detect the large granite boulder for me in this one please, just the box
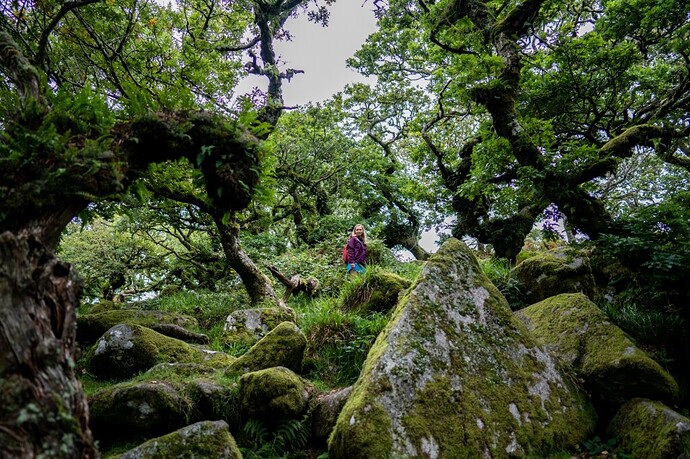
[516,293,680,410]
[223,307,296,347]
[310,386,353,445]
[89,381,196,443]
[145,363,241,428]
[83,323,233,380]
[119,420,242,459]
[328,238,596,459]
[239,366,310,425]
[512,249,595,305]
[77,309,200,345]
[607,398,690,458]
[340,270,412,314]
[228,321,306,375]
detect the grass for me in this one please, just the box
[478,257,526,310]
[296,295,389,388]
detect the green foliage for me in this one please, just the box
[299,297,388,388]
[58,217,167,302]
[596,193,690,323]
[598,287,687,372]
[581,435,631,459]
[136,289,247,332]
[237,415,310,459]
[478,257,525,311]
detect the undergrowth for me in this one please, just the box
[237,416,311,459]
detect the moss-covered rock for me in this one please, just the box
[77,309,199,345]
[228,321,306,375]
[103,363,240,431]
[606,398,690,459]
[200,350,238,370]
[186,380,241,432]
[222,307,296,347]
[310,386,353,445]
[83,324,216,380]
[512,248,595,305]
[239,366,310,425]
[149,323,210,345]
[89,381,196,444]
[328,238,596,459]
[118,420,242,459]
[341,270,412,314]
[516,293,680,411]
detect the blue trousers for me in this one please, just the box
[346,262,365,274]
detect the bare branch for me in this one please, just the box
[35,0,100,71]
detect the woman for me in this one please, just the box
[346,224,368,274]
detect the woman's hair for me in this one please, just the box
[351,224,367,244]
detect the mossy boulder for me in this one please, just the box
[144,362,220,379]
[223,307,296,347]
[516,293,681,410]
[606,398,690,458]
[228,321,306,375]
[97,363,241,435]
[328,238,596,459]
[512,248,595,305]
[311,386,353,445]
[89,381,196,444]
[119,420,242,459]
[148,323,210,345]
[83,323,218,380]
[77,309,199,345]
[239,366,310,425]
[200,350,238,370]
[185,380,242,432]
[341,270,412,314]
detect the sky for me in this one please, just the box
[236,2,442,253]
[235,1,378,106]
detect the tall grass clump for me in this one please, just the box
[599,287,688,369]
[478,257,525,310]
[297,296,388,389]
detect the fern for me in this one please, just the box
[238,415,311,458]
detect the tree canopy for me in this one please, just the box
[3,0,690,456]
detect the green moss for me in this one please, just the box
[222,307,297,347]
[607,398,690,458]
[518,293,680,406]
[340,269,412,314]
[83,324,209,380]
[77,309,199,345]
[329,239,595,458]
[115,420,242,458]
[328,395,392,459]
[201,351,237,369]
[228,321,306,375]
[512,249,595,304]
[88,381,194,444]
[516,250,540,264]
[239,367,309,423]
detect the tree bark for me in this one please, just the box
[213,215,281,307]
[266,264,319,301]
[0,232,96,458]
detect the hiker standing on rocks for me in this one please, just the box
[346,224,368,275]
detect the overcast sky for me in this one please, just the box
[235,1,378,106]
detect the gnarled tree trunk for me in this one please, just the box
[214,216,281,307]
[0,232,96,458]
